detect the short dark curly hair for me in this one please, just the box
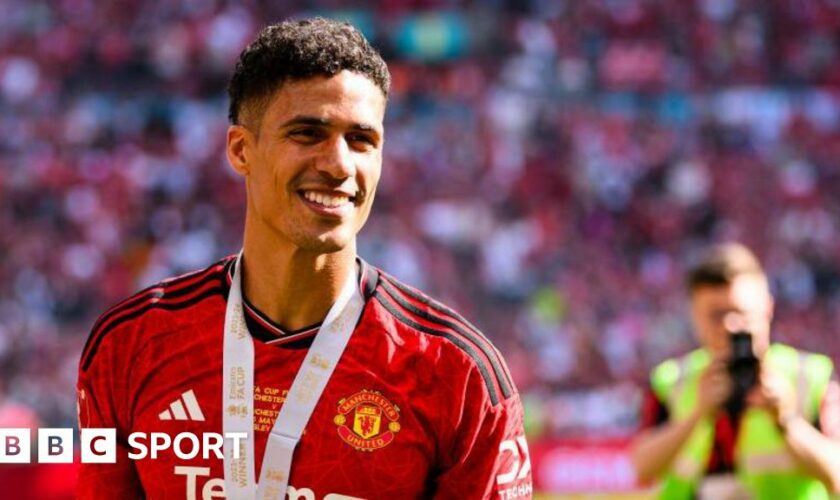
[227,17,390,127]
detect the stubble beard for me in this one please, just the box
[280,213,356,255]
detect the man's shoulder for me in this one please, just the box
[649,348,708,397]
[79,256,234,372]
[365,265,517,406]
[771,343,835,376]
[773,342,833,360]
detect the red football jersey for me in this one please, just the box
[77,256,532,499]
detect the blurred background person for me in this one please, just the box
[632,243,840,499]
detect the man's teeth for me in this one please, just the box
[303,191,351,208]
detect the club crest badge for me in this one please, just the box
[334,390,400,451]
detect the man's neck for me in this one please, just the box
[240,232,356,333]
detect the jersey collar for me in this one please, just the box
[221,255,378,348]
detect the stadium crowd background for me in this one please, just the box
[3,0,840,494]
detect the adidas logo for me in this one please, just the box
[159,389,205,421]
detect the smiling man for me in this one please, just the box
[76,18,531,499]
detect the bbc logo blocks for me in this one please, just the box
[80,428,116,463]
[39,428,74,463]
[0,428,116,464]
[0,429,30,463]
[0,428,244,463]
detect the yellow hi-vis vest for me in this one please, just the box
[650,343,834,500]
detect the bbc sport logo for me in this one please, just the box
[0,428,247,463]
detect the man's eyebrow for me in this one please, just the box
[280,116,330,128]
[351,123,377,132]
[280,115,380,133]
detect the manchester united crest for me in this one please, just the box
[334,390,400,451]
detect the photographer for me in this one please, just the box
[631,243,840,499]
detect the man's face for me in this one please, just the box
[228,70,386,253]
[690,274,774,357]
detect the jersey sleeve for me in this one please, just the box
[432,367,533,499]
[77,322,144,499]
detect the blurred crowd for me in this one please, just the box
[3,0,840,441]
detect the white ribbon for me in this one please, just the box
[223,253,364,499]
[222,252,257,499]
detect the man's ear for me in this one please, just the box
[226,125,254,177]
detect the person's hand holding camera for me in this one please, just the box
[697,357,733,417]
[747,364,798,429]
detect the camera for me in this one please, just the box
[725,331,759,415]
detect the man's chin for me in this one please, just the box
[293,232,353,254]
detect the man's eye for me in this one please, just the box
[290,128,322,140]
[348,134,376,148]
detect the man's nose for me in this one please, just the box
[723,312,748,333]
[316,136,355,179]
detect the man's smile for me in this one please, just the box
[298,189,358,217]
